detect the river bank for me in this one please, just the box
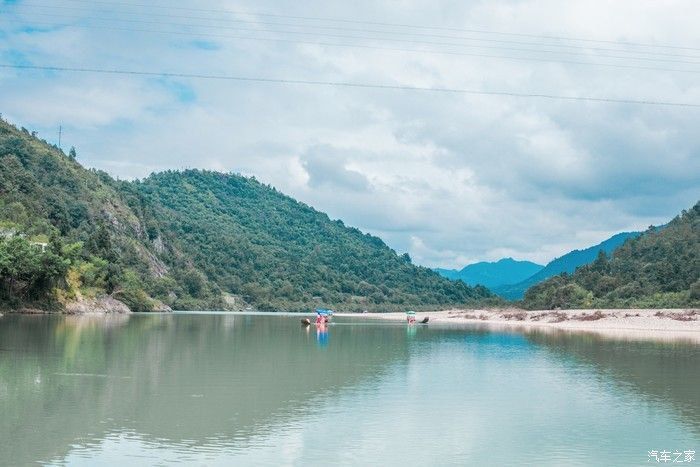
[0,295,136,315]
[356,308,700,343]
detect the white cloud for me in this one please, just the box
[1,0,698,268]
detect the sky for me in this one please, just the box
[1,0,699,268]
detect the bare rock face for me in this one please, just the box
[150,299,173,312]
[65,295,132,314]
[134,243,169,278]
[152,235,166,254]
[223,293,237,306]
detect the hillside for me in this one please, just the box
[522,203,699,310]
[435,258,543,288]
[114,169,492,310]
[0,119,491,312]
[0,119,222,311]
[493,231,641,300]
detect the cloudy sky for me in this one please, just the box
[1,0,699,268]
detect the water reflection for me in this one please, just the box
[523,328,700,436]
[0,313,697,466]
[406,324,417,338]
[0,314,410,465]
[315,323,329,347]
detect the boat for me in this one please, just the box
[315,308,334,324]
[420,317,429,324]
[301,318,311,326]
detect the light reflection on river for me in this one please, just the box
[0,312,697,466]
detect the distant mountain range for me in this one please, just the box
[522,204,698,309]
[493,232,642,300]
[435,258,543,289]
[438,231,643,300]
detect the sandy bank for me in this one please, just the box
[354,308,700,343]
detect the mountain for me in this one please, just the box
[435,258,543,288]
[0,118,491,312]
[522,203,699,309]
[493,231,642,300]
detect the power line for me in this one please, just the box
[19,12,700,67]
[16,4,700,62]
[2,63,698,108]
[18,0,700,53]
[14,20,700,76]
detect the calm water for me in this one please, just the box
[0,313,698,466]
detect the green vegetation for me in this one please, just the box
[115,170,491,311]
[522,203,700,310]
[0,119,491,312]
[493,231,641,300]
[0,234,71,309]
[0,119,224,311]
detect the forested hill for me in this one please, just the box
[0,119,491,312]
[522,203,700,310]
[0,120,177,311]
[118,170,492,310]
[493,231,641,300]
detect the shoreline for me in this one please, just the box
[3,306,699,343]
[349,308,700,343]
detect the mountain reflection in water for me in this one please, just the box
[0,313,697,466]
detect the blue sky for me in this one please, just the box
[1,0,698,267]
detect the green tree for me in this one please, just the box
[523,202,700,309]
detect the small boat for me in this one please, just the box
[301,318,311,326]
[420,317,430,324]
[315,308,334,324]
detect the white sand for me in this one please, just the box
[345,308,700,344]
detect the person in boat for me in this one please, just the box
[406,310,416,324]
[316,308,333,324]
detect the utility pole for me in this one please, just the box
[58,125,62,150]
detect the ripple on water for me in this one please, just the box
[0,313,696,466]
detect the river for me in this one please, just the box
[0,312,697,466]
